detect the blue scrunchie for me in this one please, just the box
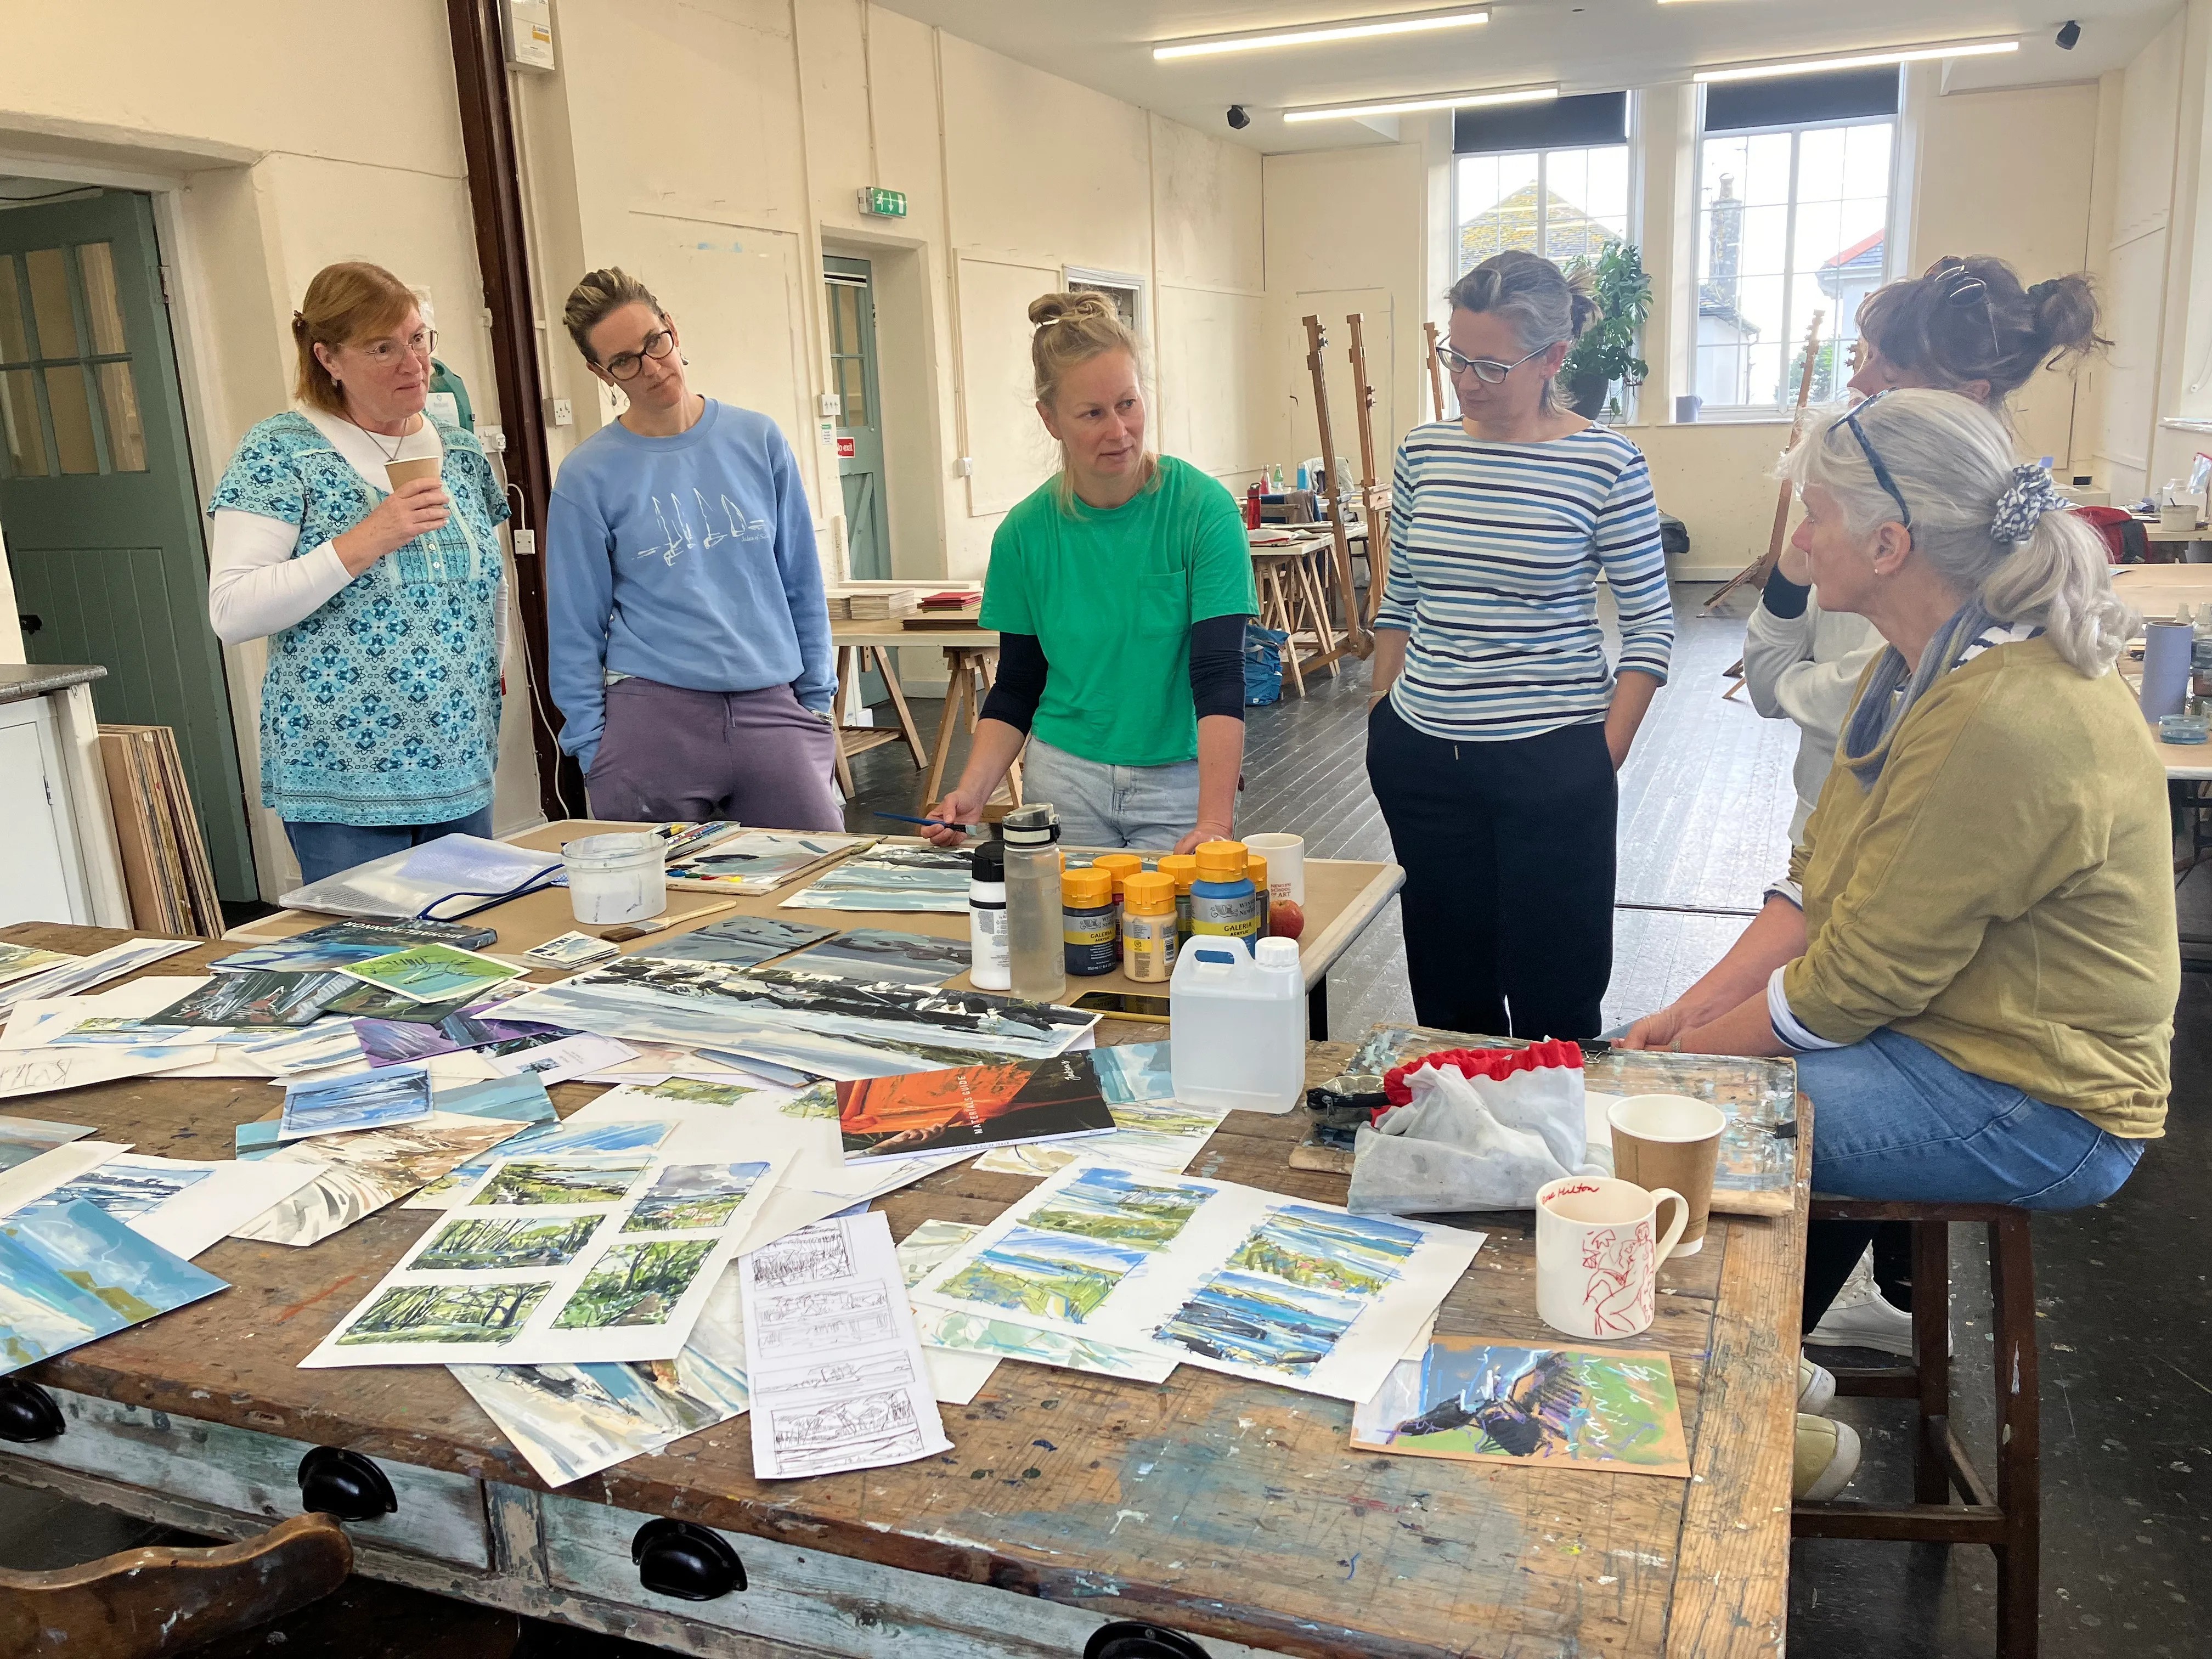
[1990,462,2068,545]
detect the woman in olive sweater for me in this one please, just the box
[1627,389,2172,1199]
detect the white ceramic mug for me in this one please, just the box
[1243,832,1305,904]
[1534,1175,1689,1341]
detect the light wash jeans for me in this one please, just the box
[1799,1028,2144,1210]
[1022,736,1200,851]
[284,805,495,888]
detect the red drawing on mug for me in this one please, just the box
[1581,1220,1656,1335]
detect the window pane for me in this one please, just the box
[78,242,127,355]
[1,368,47,476]
[44,364,98,472]
[0,259,27,363]
[97,360,146,471]
[1457,151,1539,267]
[26,247,79,360]
[1841,123,1893,199]
[837,356,868,428]
[1542,145,1629,262]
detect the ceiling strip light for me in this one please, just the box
[1155,8,1489,61]
[1283,84,1557,123]
[1694,39,2019,83]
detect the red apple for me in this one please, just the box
[1268,900,1306,940]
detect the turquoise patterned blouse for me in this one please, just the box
[208,412,509,826]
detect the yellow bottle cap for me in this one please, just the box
[1122,871,1175,913]
[1194,839,1248,882]
[1247,854,1268,893]
[1092,853,1144,895]
[1062,866,1113,905]
[1156,853,1198,893]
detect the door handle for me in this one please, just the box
[18,614,40,636]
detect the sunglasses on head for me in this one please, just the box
[1930,257,2003,365]
[1833,391,1912,529]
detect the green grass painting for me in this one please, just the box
[550,1239,715,1329]
[416,1214,602,1272]
[335,1280,551,1346]
[471,1157,650,1207]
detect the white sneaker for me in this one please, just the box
[1793,1413,1861,1501]
[1808,1248,1916,1357]
[1798,1356,1835,1414]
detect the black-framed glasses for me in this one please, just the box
[600,326,676,381]
[1434,342,1558,385]
[1835,391,1912,528]
[1931,257,2003,364]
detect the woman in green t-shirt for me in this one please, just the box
[923,291,1257,852]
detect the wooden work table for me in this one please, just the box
[0,915,1807,1658]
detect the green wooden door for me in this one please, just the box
[0,190,254,901]
[825,257,891,581]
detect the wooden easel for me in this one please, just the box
[1422,320,1447,421]
[1302,313,1373,661]
[1705,309,1826,615]
[1346,312,1393,624]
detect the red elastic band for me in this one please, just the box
[1378,1038,1583,1109]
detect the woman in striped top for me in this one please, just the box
[1367,250,1673,1039]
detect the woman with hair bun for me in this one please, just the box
[921,291,1256,852]
[205,261,509,884]
[1745,255,2108,844]
[1627,388,2171,1496]
[1366,249,1674,1040]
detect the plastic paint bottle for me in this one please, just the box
[1156,854,1198,943]
[967,838,1010,991]
[1189,839,1260,950]
[1245,853,1270,939]
[1062,866,1117,978]
[1091,853,1144,960]
[1122,871,1178,983]
[1002,804,1066,1002]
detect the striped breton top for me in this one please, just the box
[1375,420,1674,742]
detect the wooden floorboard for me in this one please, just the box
[841,582,1793,1034]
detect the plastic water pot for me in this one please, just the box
[562,832,667,925]
[1169,936,1305,1114]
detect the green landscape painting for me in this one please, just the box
[1025,1167,1209,1252]
[642,1078,755,1107]
[938,1225,1147,1324]
[550,1239,715,1329]
[336,1280,551,1346]
[416,1214,602,1272]
[621,1161,770,1232]
[1227,1206,1423,1297]
[472,1156,652,1207]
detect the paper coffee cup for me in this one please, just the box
[385,456,443,492]
[1607,1094,1725,1258]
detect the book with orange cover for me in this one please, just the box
[837,1052,1117,1162]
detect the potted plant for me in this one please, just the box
[1563,242,1652,420]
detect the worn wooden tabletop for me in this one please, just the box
[4,921,1808,1659]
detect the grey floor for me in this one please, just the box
[10,582,2208,1656]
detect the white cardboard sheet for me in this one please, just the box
[24,1153,325,1259]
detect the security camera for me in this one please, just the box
[1227,105,1251,130]
[2056,19,2080,49]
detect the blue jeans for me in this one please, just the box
[1022,736,1199,851]
[284,806,496,887]
[1801,1028,2145,1210]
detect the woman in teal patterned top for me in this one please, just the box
[205,262,509,885]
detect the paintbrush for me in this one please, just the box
[870,810,978,833]
[596,899,741,943]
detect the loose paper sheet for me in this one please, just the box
[910,1161,1483,1404]
[521,931,623,970]
[666,831,872,894]
[894,1220,998,1405]
[740,1211,951,1478]
[3,978,215,1049]
[1350,1337,1691,1479]
[0,939,198,1016]
[0,1115,95,1170]
[231,1112,529,1247]
[341,944,523,1004]
[775,847,972,915]
[970,1042,1225,1177]
[0,1200,225,1376]
[487,1033,637,1086]
[0,1140,132,1218]
[785,929,971,987]
[279,1064,435,1141]
[407,1116,679,1211]
[302,1139,791,1368]
[896,1218,1173,1385]
[19,1153,324,1260]
[450,1271,749,1488]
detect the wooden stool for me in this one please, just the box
[1792,1198,2040,1658]
[919,646,1022,812]
[830,645,928,798]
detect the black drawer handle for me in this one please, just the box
[633,1517,746,1600]
[1086,1623,1209,1659]
[0,1379,64,1443]
[297,1446,397,1521]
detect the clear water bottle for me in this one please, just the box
[1001,804,1066,1002]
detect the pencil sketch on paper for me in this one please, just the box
[746,1219,853,1290]
[769,1353,913,1393]
[766,1387,924,1476]
[753,1285,894,1354]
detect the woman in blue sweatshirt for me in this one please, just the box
[546,268,840,829]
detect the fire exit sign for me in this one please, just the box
[857,186,907,218]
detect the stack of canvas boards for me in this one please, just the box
[99,724,223,938]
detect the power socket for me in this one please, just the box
[544,397,574,427]
[477,424,507,453]
[512,529,538,557]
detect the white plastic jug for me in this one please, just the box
[1169,935,1306,1114]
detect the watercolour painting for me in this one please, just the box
[784,928,970,987]
[0,1200,227,1375]
[416,1214,603,1271]
[633,915,834,968]
[337,1280,553,1347]
[0,943,73,988]
[1350,1338,1691,1479]
[407,1118,674,1210]
[471,1156,652,1208]
[279,1065,435,1141]
[667,832,871,894]
[551,1239,717,1329]
[230,1114,528,1247]
[341,944,523,1005]
[152,970,352,1029]
[211,920,498,975]
[775,847,973,914]
[0,1115,93,1173]
[624,1163,771,1231]
[521,932,623,970]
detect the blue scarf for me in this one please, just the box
[1839,598,2002,789]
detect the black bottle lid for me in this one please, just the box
[971,839,1005,882]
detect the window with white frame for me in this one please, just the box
[1453,91,1632,274]
[1694,67,1899,414]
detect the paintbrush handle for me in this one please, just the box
[599,899,740,942]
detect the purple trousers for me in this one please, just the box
[586,677,843,831]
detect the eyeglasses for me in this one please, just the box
[1931,257,2003,365]
[599,326,676,382]
[1434,342,1558,384]
[1835,392,1912,529]
[356,329,436,368]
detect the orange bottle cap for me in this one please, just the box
[1062,866,1113,905]
[1194,840,1248,882]
[1122,871,1175,912]
[1247,854,1268,889]
[1156,853,1199,892]
[1092,853,1144,894]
